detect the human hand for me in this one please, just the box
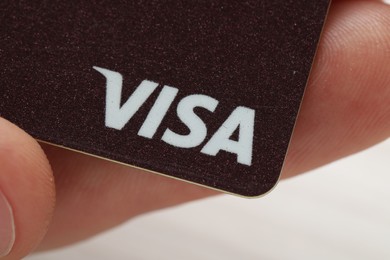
[0,0,389,259]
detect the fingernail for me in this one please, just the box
[0,190,15,257]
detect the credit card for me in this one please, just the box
[0,0,330,197]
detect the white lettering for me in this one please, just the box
[201,106,255,166]
[93,66,158,130]
[162,95,219,148]
[94,66,255,166]
[138,86,178,138]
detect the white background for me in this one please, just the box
[27,138,390,260]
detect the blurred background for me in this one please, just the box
[27,138,389,260]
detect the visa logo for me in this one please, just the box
[94,66,255,166]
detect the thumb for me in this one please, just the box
[0,118,55,259]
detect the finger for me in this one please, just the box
[0,118,55,259]
[37,145,217,250]
[283,0,390,177]
[38,0,390,250]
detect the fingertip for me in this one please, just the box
[0,118,55,259]
[284,0,390,177]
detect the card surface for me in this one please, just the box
[0,0,330,197]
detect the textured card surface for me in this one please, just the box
[0,1,330,197]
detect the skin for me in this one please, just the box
[0,0,389,258]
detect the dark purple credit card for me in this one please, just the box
[0,1,330,197]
